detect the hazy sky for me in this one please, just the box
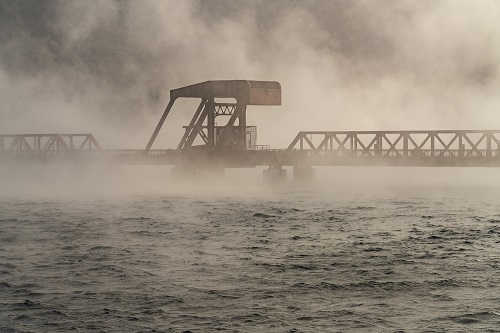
[1,0,499,148]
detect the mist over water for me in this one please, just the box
[1,0,500,332]
[1,0,500,147]
[1,169,500,332]
[2,165,500,199]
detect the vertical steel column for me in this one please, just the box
[376,134,382,156]
[403,134,408,157]
[207,98,215,149]
[239,102,247,150]
[354,134,358,156]
[497,136,500,157]
[431,133,435,157]
[487,133,492,157]
[37,136,41,156]
[379,134,383,156]
[0,136,3,151]
[459,133,464,158]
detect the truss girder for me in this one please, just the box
[286,130,500,159]
[0,134,101,154]
[214,103,237,117]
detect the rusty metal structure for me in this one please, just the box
[0,134,103,164]
[0,134,101,158]
[145,80,281,154]
[284,130,500,167]
[2,80,500,179]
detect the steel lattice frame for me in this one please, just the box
[286,131,500,158]
[0,134,101,154]
[176,101,247,152]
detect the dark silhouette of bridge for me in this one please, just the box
[2,80,500,180]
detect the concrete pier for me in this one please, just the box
[263,166,287,183]
[293,165,315,182]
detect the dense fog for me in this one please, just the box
[1,0,499,149]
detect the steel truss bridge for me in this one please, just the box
[2,80,500,178]
[2,130,500,167]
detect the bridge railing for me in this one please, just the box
[0,147,175,158]
[249,145,271,151]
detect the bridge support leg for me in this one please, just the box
[263,166,287,183]
[293,165,315,182]
[145,98,176,152]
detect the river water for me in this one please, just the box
[0,166,499,332]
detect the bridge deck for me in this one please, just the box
[1,148,500,167]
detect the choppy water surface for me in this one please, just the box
[1,180,499,332]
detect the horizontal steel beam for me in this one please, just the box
[2,148,500,167]
[288,130,500,135]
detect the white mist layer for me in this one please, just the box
[1,165,500,199]
[1,0,499,149]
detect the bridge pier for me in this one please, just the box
[263,165,287,183]
[293,165,315,182]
